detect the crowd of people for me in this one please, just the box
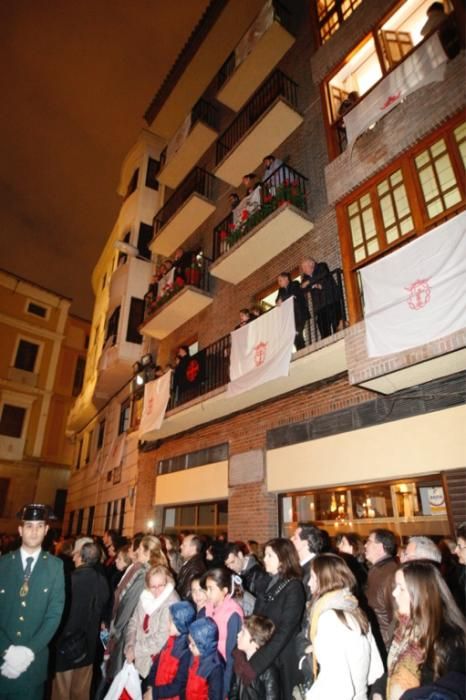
[1,505,465,700]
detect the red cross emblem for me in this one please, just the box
[381,91,401,110]
[186,359,200,382]
[405,278,431,310]
[254,341,268,367]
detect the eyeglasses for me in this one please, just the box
[455,542,466,550]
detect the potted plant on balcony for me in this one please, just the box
[185,250,203,286]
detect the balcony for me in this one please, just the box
[215,71,303,186]
[141,256,213,340]
[108,255,152,309]
[216,1,295,111]
[210,164,313,284]
[150,167,216,257]
[139,269,348,442]
[157,100,219,189]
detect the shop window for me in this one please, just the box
[280,475,450,539]
[316,0,363,44]
[163,500,228,536]
[0,404,26,438]
[414,137,462,219]
[14,339,40,373]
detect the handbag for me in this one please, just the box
[103,661,142,700]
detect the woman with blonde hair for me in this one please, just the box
[306,553,383,699]
[375,560,466,700]
[124,565,179,686]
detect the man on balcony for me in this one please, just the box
[300,257,342,340]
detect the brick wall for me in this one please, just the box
[325,54,466,205]
[346,319,466,386]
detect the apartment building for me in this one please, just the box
[0,270,89,532]
[65,0,466,542]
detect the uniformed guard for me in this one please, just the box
[0,504,65,700]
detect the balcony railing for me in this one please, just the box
[143,254,211,322]
[159,100,219,169]
[215,70,298,164]
[212,163,307,260]
[216,0,294,92]
[153,167,215,234]
[168,268,347,410]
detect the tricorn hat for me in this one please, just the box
[17,503,55,522]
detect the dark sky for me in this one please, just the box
[0,1,209,319]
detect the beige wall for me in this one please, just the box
[267,404,466,493]
[155,461,229,506]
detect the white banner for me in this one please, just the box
[156,268,175,300]
[139,371,172,436]
[360,211,466,357]
[228,297,295,396]
[345,33,447,145]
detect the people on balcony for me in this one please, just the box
[235,308,251,330]
[173,247,192,285]
[421,2,461,58]
[173,346,190,404]
[262,154,283,181]
[241,173,261,217]
[300,257,342,340]
[275,272,309,351]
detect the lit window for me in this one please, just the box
[415,138,462,219]
[377,169,414,244]
[454,122,466,169]
[316,0,362,44]
[347,193,379,263]
[327,36,382,122]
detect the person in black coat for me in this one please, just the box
[276,272,309,351]
[176,534,206,601]
[300,257,342,339]
[234,538,306,700]
[52,541,109,700]
[230,614,280,699]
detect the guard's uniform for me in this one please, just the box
[0,548,65,699]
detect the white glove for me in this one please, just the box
[1,660,22,679]
[2,645,35,675]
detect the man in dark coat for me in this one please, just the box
[276,272,309,351]
[176,534,206,600]
[224,542,267,596]
[52,541,109,699]
[0,504,65,699]
[365,528,398,657]
[301,257,342,339]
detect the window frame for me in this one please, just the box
[322,0,461,160]
[337,114,466,321]
[24,299,50,320]
[12,336,43,374]
[118,399,131,435]
[0,403,27,439]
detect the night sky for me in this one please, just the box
[0,1,209,319]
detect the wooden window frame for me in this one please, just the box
[313,0,363,46]
[321,0,463,161]
[338,114,466,322]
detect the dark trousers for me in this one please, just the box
[317,303,341,339]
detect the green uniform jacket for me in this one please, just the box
[0,549,65,694]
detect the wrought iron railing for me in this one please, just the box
[216,0,294,92]
[143,255,211,322]
[215,70,299,164]
[192,98,219,131]
[153,167,215,233]
[212,163,307,259]
[167,268,347,411]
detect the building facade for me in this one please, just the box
[0,269,89,532]
[65,0,466,542]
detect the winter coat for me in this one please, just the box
[55,564,110,672]
[186,653,224,700]
[125,585,179,678]
[366,556,398,650]
[251,576,306,699]
[176,555,206,601]
[152,633,191,699]
[230,662,281,700]
[206,595,243,695]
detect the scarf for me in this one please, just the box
[386,616,424,700]
[309,588,359,679]
[140,583,175,616]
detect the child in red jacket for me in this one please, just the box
[186,618,224,700]
[151,601,195,700]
